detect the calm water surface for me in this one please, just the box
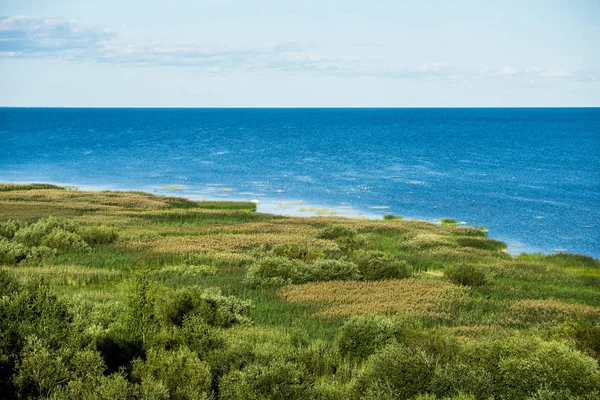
[1,108,598,257]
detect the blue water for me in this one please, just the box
[1,108,599,258]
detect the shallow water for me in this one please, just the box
[1,108,598,257]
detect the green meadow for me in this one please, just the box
[1,182,599,399]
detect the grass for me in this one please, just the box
[1,182,599,398]
[277,279,468,319]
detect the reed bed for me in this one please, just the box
[278,279,468,319]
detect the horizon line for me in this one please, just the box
[1,106,599,109]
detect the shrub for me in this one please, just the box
[196,287,252,328]
[458,336,600,399]
[219,360,316,400]
[132,347,211,400]
[441,218,458,226]
[0,238,30,264]
[299,259,361,282]
[496,340,600,399]
[79,225,119,246]
[337,315,396,361]
[41,229,91,252]
[429,361,494,399]
[0,220,25,239]
[351,250,412,280]
[245,256,305,287]
[270,242,323,261]
[13,216,79,247]
[354,343,436,399]
[445,264,486,286]
[176,315,225,358]
[408,233,451,250]
[315,224,366,253]
[156,286,251,328]
[26,246,55,263]
[455,237,507,251]
[383,213,402,220]
[315,224,358,240]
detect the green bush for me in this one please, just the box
[441,218,458,226]
[315,224,358,240]
[219,360,316,400]
[299,259,361,282]
[79,225,119,246]
[13,217,79,247]
[0,238,30,264]
[245,256,305,287]
[13,336,106,399]
[429,361,494,399]
[354,343,436,399]
[383,213,402,220]
[337,315,396,361]
[132,347,211,400]
[41,229,91,252]
[0,220,25,239]
[315,224,366,253]
[351,250,412,280]
[445,264,487,286]
[270,242,322,261]
[196,287,252,328]
[176,315,225,358]
[455,237,507,251]
[496,339,600,399]
[156,286,252,328]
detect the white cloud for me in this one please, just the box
[0,15,115,54]
[496,66,518,76]
[1,16,596,84]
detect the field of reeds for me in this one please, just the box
[1,183,599,399]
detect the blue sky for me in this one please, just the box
[1,0,599,106]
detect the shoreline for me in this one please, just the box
[0,180,565,258]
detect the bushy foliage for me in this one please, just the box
[245,256,306,287]
[155,286,252,328]
[315,224,358,240]
[299,259,361,282]
[383,213,402,220]
[13,216,80,247]
[270,242,323,261]
[246,256,362,287]
[0,238,55,265]
[355,343,436,399]
[13,336,106,399]
[132,347,211,400]
[351,249,412,280]
[219,360,316,400]
[41,229,91,252]
[455,237,507,251]
[0,217,118,265]
[79,225,119,246]
[175,315,225,358]
[0,219,26,239]
[0,238,30,264]
[337,315,396,361]
[441,218,458,226]
[445,264,487,286]
[467,336,600,399]
[315,224,367,252]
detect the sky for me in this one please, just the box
[1,0,599,107]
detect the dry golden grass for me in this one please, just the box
[0,188,178,211]
[1,265,123,287]
[126,233,308,254]
[278,279,467,319]
[504,299,600,325]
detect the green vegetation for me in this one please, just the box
[1,183,599,399]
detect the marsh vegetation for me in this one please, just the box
[1,183,599,399]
